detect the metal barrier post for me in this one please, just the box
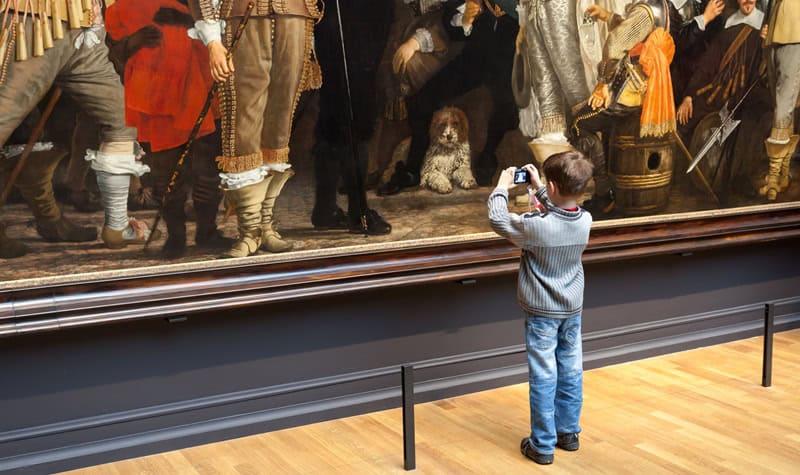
[402,365,416,470]
[762,303,774,387]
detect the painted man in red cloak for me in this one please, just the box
[106,0,231,258]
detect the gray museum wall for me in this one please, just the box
[1,238,799,474]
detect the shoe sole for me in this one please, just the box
[103,229,163,249]
[520,438,554,465]
[556,435,579,451]
[348,228,392,236]
[556,442,579,451]
[312,224,349,231]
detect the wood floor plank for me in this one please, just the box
[61,330,800,474]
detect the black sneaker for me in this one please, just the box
[556,433,579,451]
[520,437,554,465]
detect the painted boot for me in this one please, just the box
[194,201,233,250]
[90,142,156,248]
[260,169,294,253]
[161,206,187,259]
[14,149,97,242]
[0,223,28,258]
[192,170,231,250]
[760,139,790,201]
[36,217,97,242]
[778,136,798,192]
[225,177,271,258]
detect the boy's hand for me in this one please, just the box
[523,164,543,189]
[497,167,517,190]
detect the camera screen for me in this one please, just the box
[513,169,529,184]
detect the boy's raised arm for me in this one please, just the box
[488,167,530,248]
[488,188,528,248]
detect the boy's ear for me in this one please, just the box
[547,180,558,196]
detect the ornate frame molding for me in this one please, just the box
[2,203,799,338]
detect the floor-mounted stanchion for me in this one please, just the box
[762,303,775,387]
[402,365,416,470]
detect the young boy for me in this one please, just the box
[487,151,594,465]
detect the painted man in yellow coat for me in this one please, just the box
[188,0,322,257]
[760,0,800,200]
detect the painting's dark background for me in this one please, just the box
[2,0,799,285]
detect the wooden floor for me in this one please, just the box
[64,330,800,475]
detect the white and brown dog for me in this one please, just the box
[383,106,477,194]
[421,107,477,193]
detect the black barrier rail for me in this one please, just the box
[402,366,416,470]
[762,303,775,387]
[0,297,794,473]
[397,345,527,470]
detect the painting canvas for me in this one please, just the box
[0,0,798,290]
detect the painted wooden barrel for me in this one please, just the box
[609,118,675,216]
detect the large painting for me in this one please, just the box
[0,0,798,290]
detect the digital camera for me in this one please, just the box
[513,168,529,184]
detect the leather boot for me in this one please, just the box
[778,136,798,191]
[760,139,793,201]
[14,149,65,223]
[92,142,154,249]
[147,148,188,258]
[13,149,98,242]
[260,170,294,253]
[779,157,791,191]
[194,201,233,249]
[0,223,28,258]
[97,171,159,249]
[161,206,187,259]
[225,177,271,258]
[101,218,160,249]
[36,216,98,242]
[759,157,783,201]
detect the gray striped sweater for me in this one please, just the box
[488,187,592,318]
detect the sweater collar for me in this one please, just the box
[547,204,583,220]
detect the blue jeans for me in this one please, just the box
[525,314,583,454]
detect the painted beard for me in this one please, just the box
[738,1,756,15]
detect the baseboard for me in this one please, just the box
[2,309,798,474]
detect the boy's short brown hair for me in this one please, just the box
[542,150,594,197]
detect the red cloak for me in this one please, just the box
[106,0,218,152]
